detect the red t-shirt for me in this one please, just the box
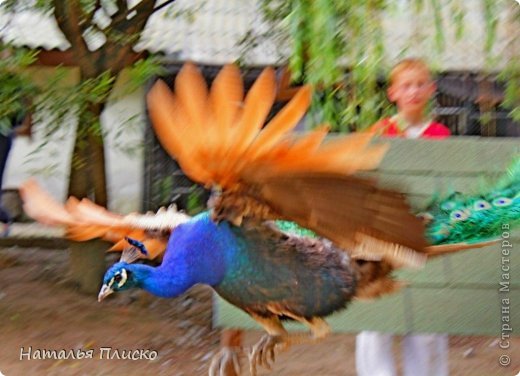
[370,117,451,139]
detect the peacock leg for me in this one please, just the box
[248,315,288,376]
[208,346,242,376]
[209,329,246,376]
[249,315,331,375]
[276,315,331,348]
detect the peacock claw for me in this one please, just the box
[208,346,241,376]
[248,334,282,376]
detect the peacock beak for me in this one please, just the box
[98,284,114,302]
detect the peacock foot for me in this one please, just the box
[208,346,242,376]
[247,334,283,376]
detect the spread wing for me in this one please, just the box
[147,63,428,268]
[19,179,190,261]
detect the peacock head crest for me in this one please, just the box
[98,262,141,302]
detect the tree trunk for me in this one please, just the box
[67,100,110,294]
[51,0,165,295]
[68,240,109,294]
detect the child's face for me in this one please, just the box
[387,68,435,115]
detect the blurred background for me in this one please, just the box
[0,1,518,375]
[0,0,518,213]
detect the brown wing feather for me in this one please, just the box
[257,173,428,268]
[146,63,426,267]
[424,239,499,256]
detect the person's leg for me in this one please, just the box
[402,333,449,376]
[356,331,397,376]
[0,135,13,227]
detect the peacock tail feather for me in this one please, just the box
[277,157,520,248]
[421,156,520,245]
[274,220,317,238]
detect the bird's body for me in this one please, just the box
[20,63,519,376]
[106,212,357,320]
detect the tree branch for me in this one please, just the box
[110,0,154,30]
[53,0,91,63]
[116,0,128,13]
[152,0,178,14]
[110,0,177,33]
[96,0,152,73]
[81,0,102,32]
[110,0,129,27]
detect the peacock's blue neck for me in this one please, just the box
[137,264,193,298]
[138,212,236,298]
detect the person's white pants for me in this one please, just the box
[356,331,449,376]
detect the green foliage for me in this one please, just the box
[34,55,164,141]
[186,186,206,216]
[450,0,465,41]
[482,0,498,54]
[430,0,445,52]
[81,72,116,105]
[250,0,397,131]
[412,0,425,12]
[31,68,74,139]
[124,57,166,95]
[250,0,507,132]
[0,45,38,117]
[34,69,116,135]
[496,6,520,123]
[153,176,174,207]
[2,0,53,13]
[0,0,186,182]
[258,0,394,131]
[498,60,520,123]
[151,179,206,216]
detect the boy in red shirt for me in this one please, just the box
[358,58,450,376]
[369,58,451,139]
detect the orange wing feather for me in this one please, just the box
[145,63,432,268]
[175,62,208,142]
[247,85,312,160]
[19,180,190,261]
[209,64,243,168]
[19,179,78,226]
[147,63,387,190]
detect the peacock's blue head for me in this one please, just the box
[98,262,142,302]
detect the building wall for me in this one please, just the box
[5,68,145,214]
[215,137,520,335]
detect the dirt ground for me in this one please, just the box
[0,246,518,376]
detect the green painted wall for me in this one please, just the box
[214,137,520,335]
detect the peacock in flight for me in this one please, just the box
[20,63,519,376]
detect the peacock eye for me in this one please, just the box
[450,209,469,222]
[473,200,491,211]
[115,269,128,288]
[492,197,512,207]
